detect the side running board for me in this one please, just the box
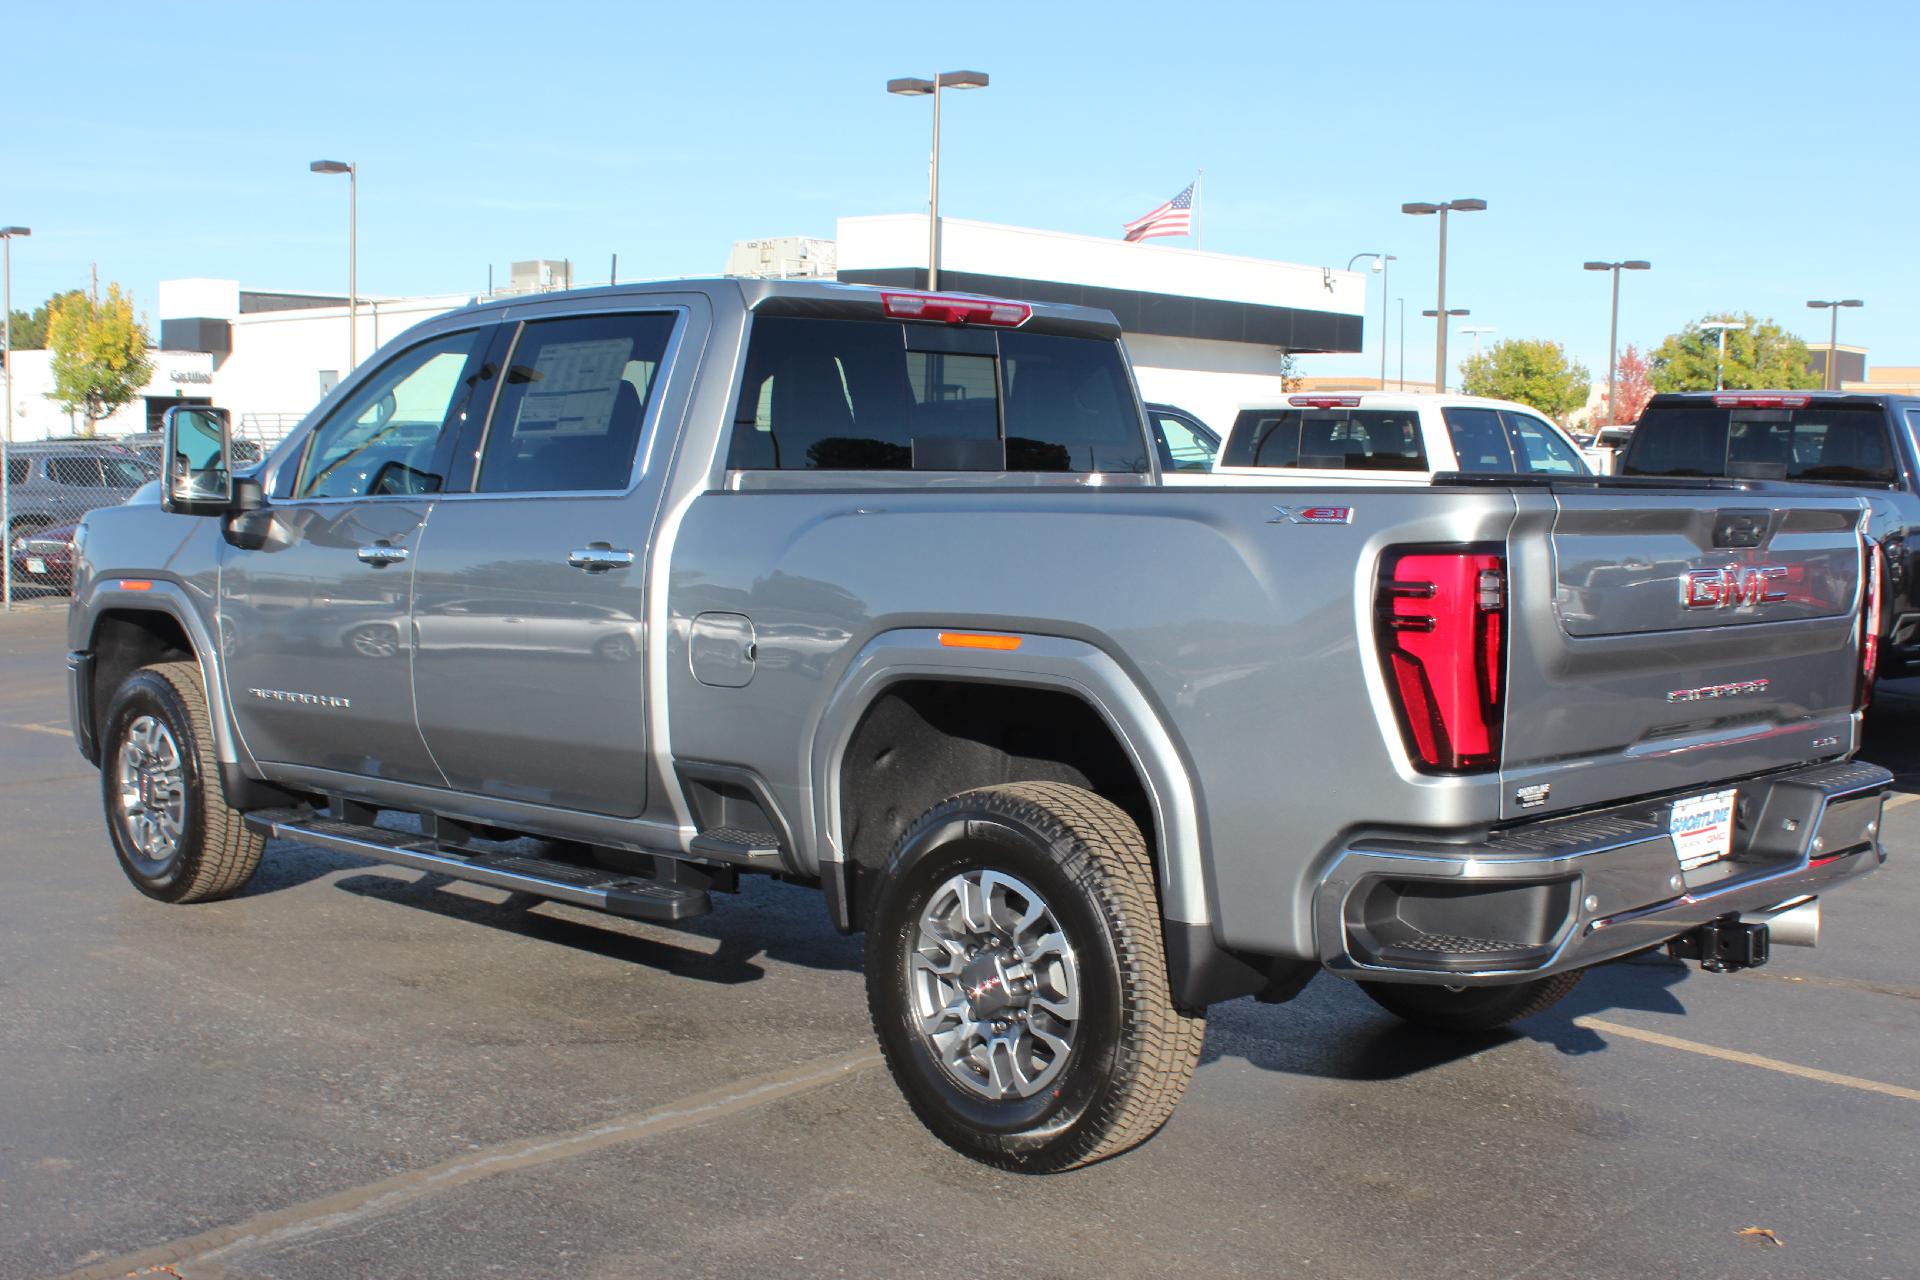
[243,808,712,922]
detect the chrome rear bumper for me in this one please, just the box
[1314,760,1892,986]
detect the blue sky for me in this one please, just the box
[5,0,1914,384]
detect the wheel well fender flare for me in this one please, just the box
[81,578,245,767]
[806,628,1208,931]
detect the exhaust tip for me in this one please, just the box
[1745,897,1820,948]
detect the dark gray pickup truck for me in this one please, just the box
[66,280,1891,1170]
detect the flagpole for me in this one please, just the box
[1194,169,1204,250]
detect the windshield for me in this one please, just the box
[1622,404,1896,484]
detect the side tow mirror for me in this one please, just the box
[161,405,235,516]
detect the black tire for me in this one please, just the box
[864,782,1205,1172]
[101,661,265,903]
[1357,969,1584,1032]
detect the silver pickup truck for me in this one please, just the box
[66,279,1892,1171]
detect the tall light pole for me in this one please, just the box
[1806,299,1864,390]
[1699,320,1746,391]
[886,71,989,291]
[310,160,357,368]
[1397,297,1406,390]
[1402,198,1486,392]
[1348,252,1395,389]
[1460,325,1495,357]
[1583,259,1650,424]
[1,225,28,614]
[1423,307,1470,389]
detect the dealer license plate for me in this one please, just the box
[24,557,46,575]
[1671,788,1737,871]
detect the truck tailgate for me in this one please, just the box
[1501,490,1866,819]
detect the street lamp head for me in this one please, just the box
[886,77,936,95]
[0,227,28,238]
[1841,299,1865,308]
[1623,260,1651,270]
[1401,202,1439,216]
[1370,256,1385,273]
[1422,308,1471,317]
[938,70,989,89]
[309,160,352,175]
[1448,199,1488,212]
[1583,262,1611,271]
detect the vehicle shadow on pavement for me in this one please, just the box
[329,867,864,986]
[1199,953,1694,1080]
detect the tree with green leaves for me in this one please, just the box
[1649,313,1819,392]
[48,284,154,436]
[6,289,87,355]
[1458,338,1591,423]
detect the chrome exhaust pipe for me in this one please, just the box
[1743,897,1820,948]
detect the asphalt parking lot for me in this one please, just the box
[3,602,1917,1280]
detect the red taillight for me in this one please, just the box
[1857,537,1885,711]
[880,292,1031,327]
[1376,547,1507,773]
[1712,393,1812,409]
[1289,395,1362,409]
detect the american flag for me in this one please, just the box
[1123,181,1195,242]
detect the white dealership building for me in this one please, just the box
[1,219,1367,445]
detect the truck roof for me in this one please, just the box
[448,277,1124,341]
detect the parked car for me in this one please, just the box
[67,281,1890,1172]
[1143,402,1219,472]
[119,430,263,471]
[4,441,157,538]
[1620,391,1920,679]
[8,519,80,590]
[1190,392,1590,485]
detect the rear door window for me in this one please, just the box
[47,456,106,487]
[1222,408,1426,471]
[475,312,677,493]
[1441,407,1517,472]
[1624,404,1896,483]
[727,316,1146,473]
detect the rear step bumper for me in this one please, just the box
[242,809,712,922]
[1313,760,1892,985]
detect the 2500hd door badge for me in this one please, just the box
[248,687,352,710]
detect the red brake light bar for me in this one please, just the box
[1289,395,1362,409]
[880,292,1031,327]
[1713,394,1812,409]
[1858,536,1885,712]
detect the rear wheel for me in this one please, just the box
[865,782,1205,1172]
[1357,969,1583,1031]
[101,661,265,903]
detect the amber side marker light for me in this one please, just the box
[937,631,1022,652]
[119,580,153,591]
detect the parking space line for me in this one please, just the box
[5,721,70,738]
[1574,1016,1920,1103]
[48,1046,885,1280]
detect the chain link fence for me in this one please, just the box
[2,409,310,609]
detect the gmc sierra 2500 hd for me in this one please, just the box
[68,279,1891,1171]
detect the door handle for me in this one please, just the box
[357,543,410,566]
[567,546,635,572]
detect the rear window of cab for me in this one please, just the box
[1623,403,1897,484]
[1220,408,1426,471]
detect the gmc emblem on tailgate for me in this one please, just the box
[1680,565,1789,610]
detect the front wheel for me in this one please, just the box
[864,782,1205,1172]
[1357,969,1584,1032]
[101,661,265,903]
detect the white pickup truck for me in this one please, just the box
[1180,392,1591,485]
